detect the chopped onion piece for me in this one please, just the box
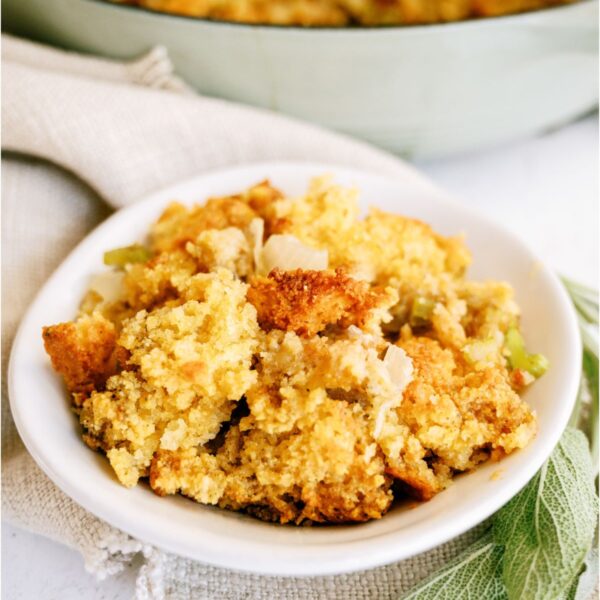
[373,399,395,439]
[259,234,328,275]
[349,262,376,282]
[88,270,125,304]
[247,218,265,274]
[383,345,414,393]
[373,346,414,439]
[346,325,363,338]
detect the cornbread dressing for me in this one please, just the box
[43,176,541,524]
[114,0,575,26]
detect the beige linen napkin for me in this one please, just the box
[3,34,485,599]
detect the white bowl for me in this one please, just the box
[9,162,580,575]
[3,0,598,158]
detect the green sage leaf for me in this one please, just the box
[493,428,598,600]
[400,531,507,600]
[563,547,599,600]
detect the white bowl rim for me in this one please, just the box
[85,0,597,35]
[8,160,581,576]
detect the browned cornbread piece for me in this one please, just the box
[42,313,128,400]
[247,267,395,337]
[386,335,536,500]
[151,180,283,253]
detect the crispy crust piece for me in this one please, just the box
[42,313,128,400]
[247,268,390,337]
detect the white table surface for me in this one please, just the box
[3,115,598,600]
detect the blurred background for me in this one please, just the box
[3,0,599,158]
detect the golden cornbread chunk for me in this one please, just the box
[43,176,543,524]
[389,335,536,499]
[151,330,397,523]
[62,269,258,487]
[271,176,471,324]
[116,0,574,26]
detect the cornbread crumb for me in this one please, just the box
[490,469,505,481]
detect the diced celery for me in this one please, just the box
[526,353,550,378]
[505,328,527,367]
[410,297,435,328]
[103,244,151,267]
[505,327,549,378]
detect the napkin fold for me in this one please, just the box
[1,34,439,209]
[2,34,484,599]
